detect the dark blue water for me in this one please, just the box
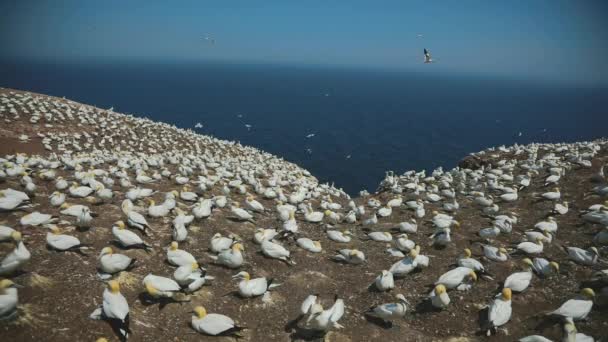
[1,59,607,194]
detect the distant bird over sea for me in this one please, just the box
[306,133,315,138]
[424,48,433,63]
[194,122,203,129]
[202,35,215,44]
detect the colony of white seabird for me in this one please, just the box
[0,88,607,341]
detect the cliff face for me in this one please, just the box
[0,88,606,342]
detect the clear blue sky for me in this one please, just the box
[1,0,607,85]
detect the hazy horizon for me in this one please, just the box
[1,1,608,86]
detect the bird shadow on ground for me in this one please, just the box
[414,299,441,314]
[284,316,325,342]
[137,292,188,311]
[363,314,393,329]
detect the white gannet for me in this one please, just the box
[0,231,31,275]
[366,231,393,242]
[482,245,509,262]
[209,243,244,269]
[0,279,20,319]
[306,296,345,331]
[174,262,210,293]
[167,241,196,266]
[435,267,477,290]
[365,294,408,324]
[232,271,280,298]
[254,228,278,244]
[458,248,485,273]
[373,270,394,291]
[515,238,544,255]
[19,211,57,226]
[503,258,533,292]
[332,249,365,265]
[531,258,559,278]
[96,280,130,340]
[191,306,244,336]
[398,219,418,233]
[564,246,599,266]
[485,288,512,335]
[534,217,557,233]
[210,233,236,253]
[192,198,212,219]
[547,288,594,321]
[296,238,322,253]
[0,225,16,242]
[147,199,170,218]
[429,284,450,310]
[261,239,293,264]
[389,249,419,277]
[49,191,66,207]
[395,234,415,252]
[327,230,352,243]
[46,225,89,253]
[143,274,182,299]
[230,202,254,222]
[98,247,136,275]
[112,221,152,251]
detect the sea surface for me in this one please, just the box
[1,59,607,194]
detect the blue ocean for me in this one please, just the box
[1,59,607,194]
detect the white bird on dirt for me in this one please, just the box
[304,204,324,223]
[147,199,170,218]
[458,248,485,273]
[515,238,544,255]
[69,183,94,198]
[174,262,211,293]
[547,288,595,321]
[429,284,450,309]
[296,238,322,253]
[46,226,89,253]
[193,198,213,219]
[563,246,599,266]
[531,258,559,278]
[143,274,182,299]
[0,225,16,242]
[377,205,392,218]
[478,225,501,240]
[20,211,56,226]
[485,288,512,335]
[49,191,66,207]
[534,217,557,233]
[327,230,352,243]
[254,228,278,244]
[435,267,477,290]
[97,280,130,340]
[504,258,533,292]
[0,231,31,275]
[553,201,569,215]
[306,296,345,331]
[540,188,561,201]
[366,231,392,242]
[261,239,293,264]
[191,306,244,336]
[167,241,196,266]
[389,249,419,277]
[209,243,244,269]
[395,234,415,252]
[244,195,265,213]
[398,219,418,233]
[230,202,254,222]
[76,207,93,229]
[232,271,280,298]
[524,230,552,244]
[300,294,319,316]
[373,270,394,291]
[363,213,378,226]
[210,233,236,253]
[283,211,299,233]
[365,294,408,324]
[112,221,152,251]
[332,249,365,264]
[0,279,20,318]
[98,247,136,275]
[122,200,150,234]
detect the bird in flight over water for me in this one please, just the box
[424,48,433,63]
[202,36,215,44]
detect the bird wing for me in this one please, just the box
[201,314,235,335]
